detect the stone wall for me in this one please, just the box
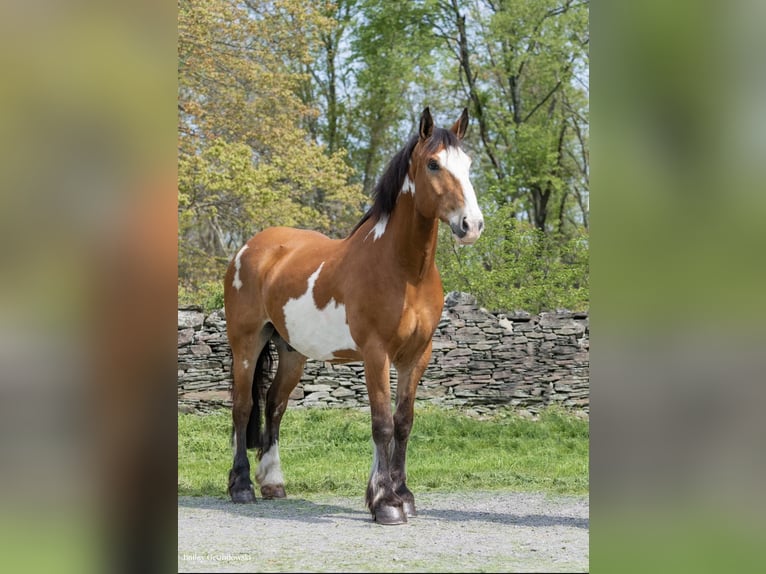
[178,292,589,417]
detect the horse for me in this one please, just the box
[223,107,484,524]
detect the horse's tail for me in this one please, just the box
[246,339,274,450]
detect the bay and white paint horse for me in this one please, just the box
[223,107,483,524]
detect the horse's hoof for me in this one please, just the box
[374,504,407,525]
[230,486,256,503]
[402,499,417,517]
[260,484,286,499]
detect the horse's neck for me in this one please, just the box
[388,193,439,282]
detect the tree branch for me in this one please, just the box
[522,79,563,123]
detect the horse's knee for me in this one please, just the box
[371,417,394,446]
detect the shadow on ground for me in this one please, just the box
[177,494,588,529]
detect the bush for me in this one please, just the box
[178,280,225,312]
[436,205,589,313]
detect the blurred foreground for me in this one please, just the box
[0,2,176,574]
[0,1,764,574]
[593,0,766,572]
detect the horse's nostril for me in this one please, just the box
[478,220,484,231]
[461,217,469,232]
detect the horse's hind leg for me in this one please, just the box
[256,335,306,499]
[228,324,273,503]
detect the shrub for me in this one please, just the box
[436,205,589,313]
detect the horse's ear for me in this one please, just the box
[419,107,434,140]
[451,107,469,139]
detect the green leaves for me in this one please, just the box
[437,204,589,313]
[178,0,365,291]
[177,0,589,311]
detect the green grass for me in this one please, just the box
[178,405,589,498]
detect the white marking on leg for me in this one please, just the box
[365,214,389,241]
[368,439,392,509]
[368,444,384,508]
[256,442,284,487]
[232,244,249,290]
[242,359,249,370]
[282,262,357,360]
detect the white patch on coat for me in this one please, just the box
[232,244,249,290]
[256,442,284,487]
[402,175,415,194]
[282,263,357,360]
[365,214,389,241]
[242,359,249,370]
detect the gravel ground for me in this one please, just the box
[178,491,589,573]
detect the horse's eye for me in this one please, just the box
[427,159,440,171]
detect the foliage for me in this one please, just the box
[460,0,589,234]
[437,203,589,312]
[178,0,366,289]
[178,405,589,497]
[178,280,224,313]
[177,0,589,309]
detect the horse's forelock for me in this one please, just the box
[423,127,461,154]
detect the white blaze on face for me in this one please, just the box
[232,244,249,290]
[282,262,357,360]
[437,146,484,241]
[256,441,284,487]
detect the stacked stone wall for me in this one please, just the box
[178,292,589,416]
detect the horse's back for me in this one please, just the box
[253,225,334,246]
[247,226,341,277]
[228,227,336,277]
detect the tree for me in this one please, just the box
[429,0,589,233]
[177,0,589,312]
[178,0,365,289]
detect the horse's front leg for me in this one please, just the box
[391,342,432,518]
[363,348,406,525]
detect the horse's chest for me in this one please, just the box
[396,298,441,346]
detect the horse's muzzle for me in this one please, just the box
[450,215,484,245]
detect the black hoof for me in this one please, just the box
[396,487,417,517]
[374,504,407,525]
[260,484,286,499]
[229,485,256,503]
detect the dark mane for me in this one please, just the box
[349,127,462,237]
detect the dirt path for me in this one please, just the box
[178,491,588,572]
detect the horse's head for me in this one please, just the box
[410,107,484,245]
